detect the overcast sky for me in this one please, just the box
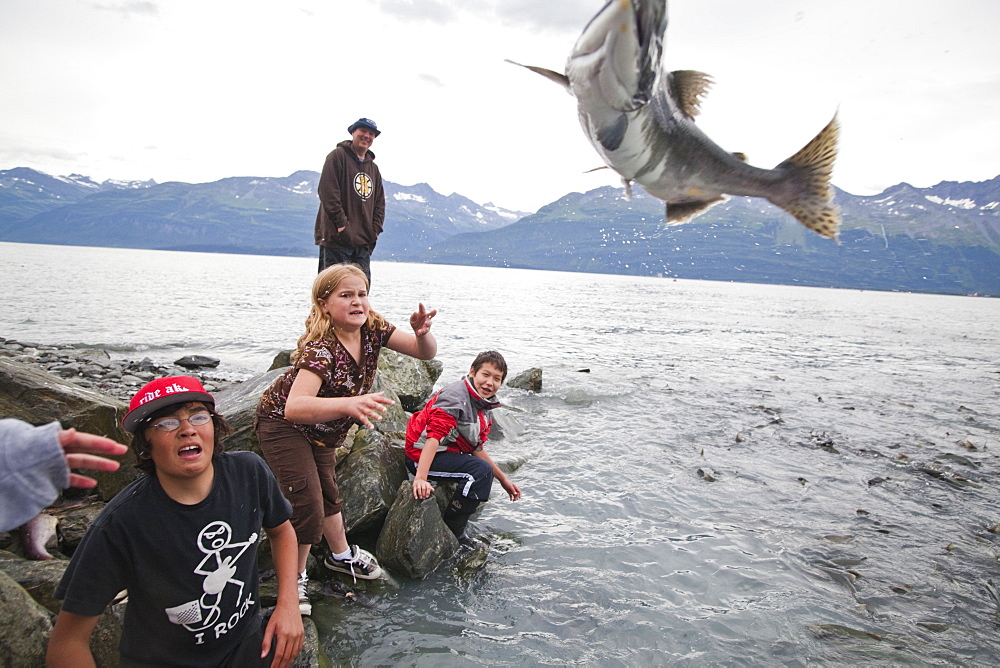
[2,0,997,213]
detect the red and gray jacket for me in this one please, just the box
[405,376,500,462]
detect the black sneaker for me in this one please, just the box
[323,545,383,581]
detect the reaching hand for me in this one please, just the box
[409,303,437,337]
[58,429,128,489]
[501,478,522,502]
[345,392,395,429]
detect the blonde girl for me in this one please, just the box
[255,263,436,614]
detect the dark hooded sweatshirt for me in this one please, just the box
[314,140,385,252]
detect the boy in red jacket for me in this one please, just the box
[405,351,522,538]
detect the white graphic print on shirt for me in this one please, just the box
[163,521,258,644]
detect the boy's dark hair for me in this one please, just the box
[130,402,232,475]
[471,350,508,381]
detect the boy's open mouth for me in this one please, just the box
[178,444,202,459]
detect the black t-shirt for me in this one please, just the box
[56,451,292,666]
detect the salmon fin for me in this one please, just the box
[505,60,570,90]
[665,196,726,224]
[597,114,628,151]
[772,114,841,240]
[669,70,714,119]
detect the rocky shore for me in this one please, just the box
[0,336,241,401]
[0,336,536,666]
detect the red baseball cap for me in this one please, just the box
[122,376,216,433]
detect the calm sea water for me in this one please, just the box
[3,242,1000,665]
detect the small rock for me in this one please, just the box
[507,367,542,393]
[174,355,221,369]
[268,350,293,371]
[137,357,159,372]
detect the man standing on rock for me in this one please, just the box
[314,117,385,283]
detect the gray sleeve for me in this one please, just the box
[0,419,69,531]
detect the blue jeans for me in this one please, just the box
[318,246,371,284]
[405,451,494,503]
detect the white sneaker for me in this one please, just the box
[323,545,383,581]
[297,571,311,616]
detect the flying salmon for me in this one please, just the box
[509,0,841,239]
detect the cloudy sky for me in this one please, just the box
[2,0,997,213]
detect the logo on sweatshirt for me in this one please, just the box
[354,172,373,200]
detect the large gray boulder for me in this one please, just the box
[90,606,125,668]
[376,349,442,412]
[376,482,458,578]
[214,367,287,458]
[291,617,327,668]
[0,569,53,666]
[0,552,123,667]
[0,358,137,499]
[368,374,408,440]
[337,430,408,537]
[57,503,105,554]
[0,549,67,613]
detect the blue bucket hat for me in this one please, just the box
[347,118,381,136]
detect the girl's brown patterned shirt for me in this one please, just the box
[255,322,396,447]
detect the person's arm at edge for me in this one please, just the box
[261,520,304,667]
[1,420,125,532]
[47,610,100,668]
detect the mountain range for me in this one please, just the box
[0,167,524,257]
[1,167,997,296]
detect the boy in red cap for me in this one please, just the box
[48,376,303,667]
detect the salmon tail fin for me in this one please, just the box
[665,196,727,225]
[772,114,841,240]
[505,59,570,90]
